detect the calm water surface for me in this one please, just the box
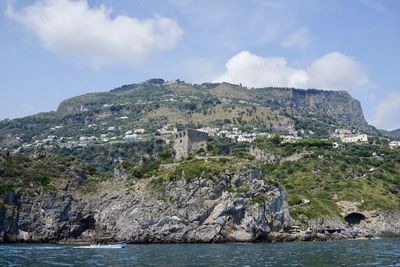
[1,238,400,266]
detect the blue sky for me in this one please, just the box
[1,0,399,130]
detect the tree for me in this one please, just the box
[271,134,283,145]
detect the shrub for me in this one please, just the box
[252,195,266,204]
[288,194,303,206]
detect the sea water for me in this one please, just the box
[1,238,399,266]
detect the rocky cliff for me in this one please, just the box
[290,89,372,131]
[0,167,292,243]
[2,166,399,244]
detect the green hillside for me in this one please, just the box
[1,136,399,223]
[0,79,375,150]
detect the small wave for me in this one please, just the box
[34,246,63,250]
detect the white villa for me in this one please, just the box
[389,141,400,149]
[341,134,368,143]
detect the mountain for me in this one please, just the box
[378,128,400,139]
[0,79,375,149]
[1,79,400,243]
[57,79,373,132]
[391,129,400,138]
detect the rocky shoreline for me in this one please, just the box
[1,168,399,244]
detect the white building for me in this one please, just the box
[134,128,146,134]
[282,135,302,143]
[335,128,352,136]
[389,141,400,149]
[123,134,137,141]
[341,134,368,143]
[198,127,219,136]
[79,136,89,142]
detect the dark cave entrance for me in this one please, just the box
[344,212,366,225]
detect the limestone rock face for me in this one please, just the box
[0,169,291,243]
[290,89,373,132]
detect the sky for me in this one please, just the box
[0,0,399,130]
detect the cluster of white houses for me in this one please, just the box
[171,127,378,160]
[182,127,301,143]
[8,120,400,155]
[19,127,147,150]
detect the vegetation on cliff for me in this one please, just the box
[253,138,400,222]
[1,135,399,225]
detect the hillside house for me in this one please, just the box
[123,134,137,141]
[341,134,368,143]
[134,128,145,134]
[335,128,352,137]
[389,141,400,149]
[173,129,209,160]
[198,127,219,136]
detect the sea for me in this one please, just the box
[0,238,399,266]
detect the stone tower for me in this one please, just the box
[173,129,209,160]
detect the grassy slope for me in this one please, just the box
[254,138,400,222]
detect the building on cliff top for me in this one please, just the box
[173,129,209,160]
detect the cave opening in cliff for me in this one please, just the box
[344,212,366,225]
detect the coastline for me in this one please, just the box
[2,165,400,245]
[0,231,396,245]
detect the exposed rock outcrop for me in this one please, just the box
[2,167,398,243]
[291,89,372,132]
[0,169,292,243]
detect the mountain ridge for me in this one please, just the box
[0,79,378,150]
[56,79,375,132]
[379,128,400,139]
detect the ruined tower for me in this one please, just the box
[173,129,209,160]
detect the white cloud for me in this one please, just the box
[214,51,308,88]
[306,52,370,91]
[214,51,370,92]
[370,92,400,130]
[6,0,183,66]
[281,27,311,48]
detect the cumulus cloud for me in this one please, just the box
[214,51,308,88]
[6,0,183,66]
[370,92,400,130]
[281,27,311,48]
[214,51,370,92]
[306,52,370,91]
